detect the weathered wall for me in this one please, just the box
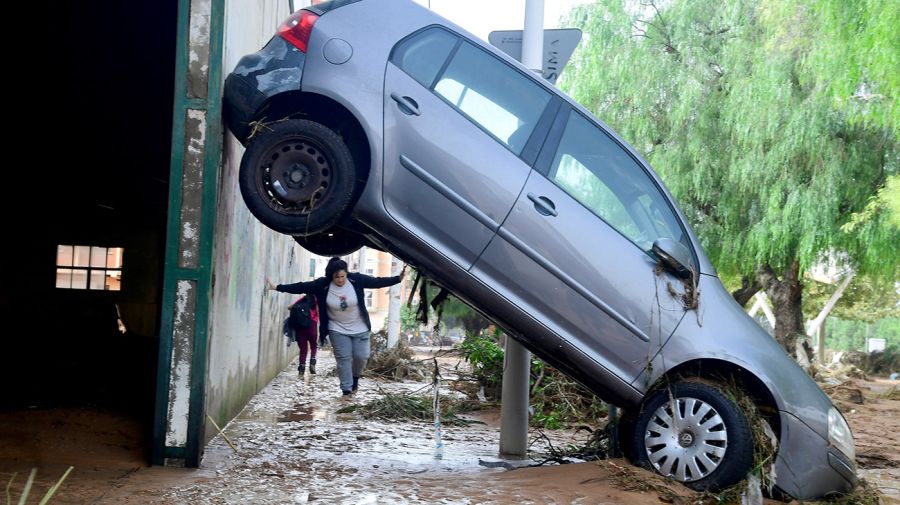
[204,0,314,444]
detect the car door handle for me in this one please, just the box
[390,92,421,116]
[527,193,558,217]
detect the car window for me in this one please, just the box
[549,111,687,253]
[390,27,458,88]
[433,42,551,155]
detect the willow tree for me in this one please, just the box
[561,0,899,353]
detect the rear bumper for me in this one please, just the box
[223,36,306,144]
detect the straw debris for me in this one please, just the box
[335,393,483,427]
[824,478,884,504]
[365,336,427,381]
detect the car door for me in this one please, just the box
[383,27,553,270]
[471,107,693,384]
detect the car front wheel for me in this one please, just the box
[239,119,357,235]
[631,381,753,491]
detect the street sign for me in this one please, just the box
[488,28,582,84]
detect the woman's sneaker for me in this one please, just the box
[309,359,317,374]
[298,364,305,377]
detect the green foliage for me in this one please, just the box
[885,176,900,228]
[827,317,900,352]
[459,332,607,429]
[803,276,900,322]
[762,0,900,139]
[561,0,899,282]
[529,360,608,429]
[399,304,418,333]
[844,175,900,232]
[459,331,505,396]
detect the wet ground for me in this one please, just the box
[132,348,626,504]
[2,348,897,504]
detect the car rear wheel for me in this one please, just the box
[239,119,357,235]
[631,381,753,491]
[293,227,367,256]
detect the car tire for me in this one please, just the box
[631,381,753,491]
[239,119,357,235]
[293,228,367,257]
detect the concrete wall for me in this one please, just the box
[204,0,314,444]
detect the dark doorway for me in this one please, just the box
[1,0,178,468]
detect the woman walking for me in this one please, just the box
[287,293,319,376]
[267,257,404,397]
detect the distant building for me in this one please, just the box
[346,248,408,331]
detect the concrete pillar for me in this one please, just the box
[499,338,531,457]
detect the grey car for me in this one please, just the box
[222,0,857,499]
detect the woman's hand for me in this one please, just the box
[265,279,276,291]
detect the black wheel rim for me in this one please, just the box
[255,136,333,216]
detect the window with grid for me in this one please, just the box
[56,245,124,291]
[365,291,374,309]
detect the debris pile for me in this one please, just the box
[365,331,428,381]
[336,392,482,427]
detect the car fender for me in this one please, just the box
[638,274,833,439]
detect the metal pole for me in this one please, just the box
[521,0,544,73]
[499,0,543,459]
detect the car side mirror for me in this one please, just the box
[651,238,695,280]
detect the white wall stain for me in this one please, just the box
[187,109,207,154]
[181,221,198,260]
[188,0,211,97]
[166,280,196,447]
[189,0,211,66]
[179,109,207,268]
[184,221,198,237]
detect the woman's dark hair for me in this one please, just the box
[325,257,348,280]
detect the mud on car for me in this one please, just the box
[223,0,857,499]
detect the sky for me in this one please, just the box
[412,0,593,42]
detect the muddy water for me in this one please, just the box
[154,349,594,504]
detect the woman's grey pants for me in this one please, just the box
[329,330,370,392]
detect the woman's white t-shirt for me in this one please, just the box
[326,281,368,334]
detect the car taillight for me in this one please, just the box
[277,10,319,53]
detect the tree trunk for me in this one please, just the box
[731,276,761,307]
[386,257,403,348]
[757,261,805,353]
